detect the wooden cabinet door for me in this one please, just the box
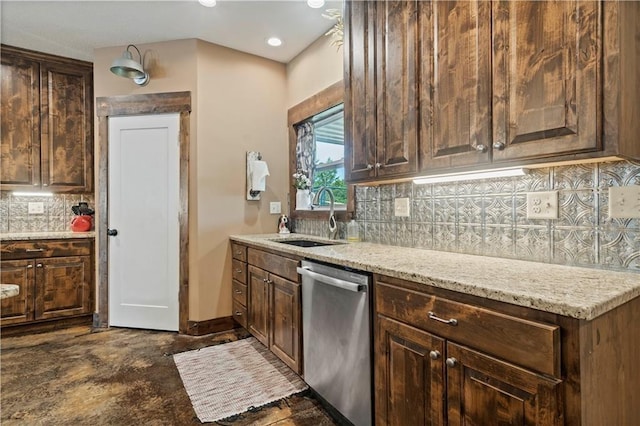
[344,0,377,182]
[0,53,41,189]
[247,265,270,346]
[492,0,599,161]
[446,342,562,426]
[270,274,301,374]
[0,260,35,325]
[375,0,418,179]
[376,315,446,426]
[419,0,492,171]
[34,256,92,320]
[40,61,93,192]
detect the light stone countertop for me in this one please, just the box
[230,233,640,321]
[0,231,95,241]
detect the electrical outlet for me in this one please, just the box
[28,202,44,214]
[609,185,640,219]
[526,191,559,219]
[394,198,410,217]
[269,202,282,214]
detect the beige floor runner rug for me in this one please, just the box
[173,337,308,423]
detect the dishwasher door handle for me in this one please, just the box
[297,266,365,293]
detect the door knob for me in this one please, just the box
[107,229,118,236]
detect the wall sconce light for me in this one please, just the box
[413,167,529,185]
[110,44,150,86]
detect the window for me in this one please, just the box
[296,103,345,208]
[288,81,352,220]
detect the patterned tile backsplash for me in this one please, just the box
[293,159,640,273]
[0,192,95,233]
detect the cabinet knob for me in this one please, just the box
[42,183,48,187]
[375,162,383,169]
[493,142,505,150]
[26,264,34,269]
[235,269,242,273]
[234,289,242,294]
[475,144,488,153]
[36,263,43,268]
[235,311,243,316]
[429,350,441,360]
[446,357,458,368]
[366,164,374,170]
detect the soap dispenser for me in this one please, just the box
[347,219,360,242]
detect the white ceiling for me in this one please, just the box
[1,0,343,64]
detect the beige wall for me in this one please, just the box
[94,39,287,321]
[286,34,343,108]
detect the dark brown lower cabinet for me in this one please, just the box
[0,239,94,327]
[243,246,302,374]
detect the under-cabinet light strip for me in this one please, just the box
[12,191,54,197]
[413,168,529,185]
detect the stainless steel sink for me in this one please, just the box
[274,239,343,248]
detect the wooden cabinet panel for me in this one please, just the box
[270,274,301,373]
[232,280,247,307]
[231,242,247,262]
[419,0,492,170]
[375,0,418,178]
[1,239,92,260]
[0,52,40,188]
[344,0,377,182]
[247,265,270,347]
[0,45,93,193]
[232,300,247,329]
[40,61,93,191]
[0,260,35,325]
[376,280,560,376]
[35,256,92,320]
[376,315,445,426]
[247,248,298,282]
[446,342,562,426]
[231,259,247,284]
[492,0,599,161]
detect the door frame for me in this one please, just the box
[95,91,191,333]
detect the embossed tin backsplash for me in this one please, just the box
[0,192,95,233]
[294,160,640,273]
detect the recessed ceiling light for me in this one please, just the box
[198,0,216,7]
[267,37,283,47]
[307,0,325,8]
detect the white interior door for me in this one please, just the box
[108,113,180,331]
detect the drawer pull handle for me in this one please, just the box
[428,311,458,326]
[429,350,441,360]
[234,289,242,294]
[26,248,45,252]
[235,269,243,273]
[235,311,243,316]
[446,357,458,368]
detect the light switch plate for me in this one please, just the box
[394,198,410,217]
[269,202,282,214]
[609,185,640,219]
[28,202,45,214]
[526,191,558,219]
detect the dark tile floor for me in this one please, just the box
[0,326,338,425]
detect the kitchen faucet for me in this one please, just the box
[312,187,337,240]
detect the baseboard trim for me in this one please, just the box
[0,315,93,337]
[186,316,238,336]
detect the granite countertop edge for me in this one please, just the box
[230,233,640,321]
[1,231,96,241]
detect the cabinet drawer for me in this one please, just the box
[232,259,247,284]
[232,300,247,328]
[231,243,247,262]
[376,281,560,377]
[247,248,299,282]
[232,280,247,307]
[1,239,92,260]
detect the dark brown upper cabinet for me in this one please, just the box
[345,0,419,182]
[345,0,640,182]
[1,45,93,193]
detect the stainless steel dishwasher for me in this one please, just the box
[297,260,371,426]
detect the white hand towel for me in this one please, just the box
[250,160,270,192]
